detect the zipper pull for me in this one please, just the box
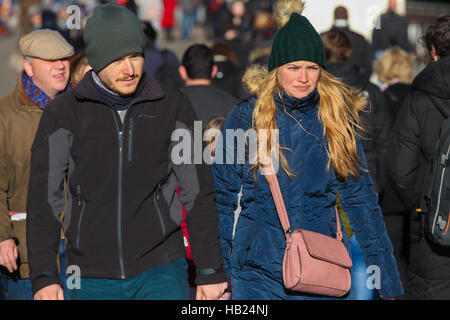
[129,118,133,135]
[76,185,82,207]
[118,131,123,152]
[157,183,161,200]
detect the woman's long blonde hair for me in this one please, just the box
[242,64,366,181]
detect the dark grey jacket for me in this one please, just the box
[27,73,226,295]
[180,84,239,125]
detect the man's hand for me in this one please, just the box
[34,284,64,300]
[196,282,228,300]
[0,239,18,273]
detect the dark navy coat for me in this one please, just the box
[212,90,404,299]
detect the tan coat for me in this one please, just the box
[0,76,43,279]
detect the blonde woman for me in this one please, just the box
[212,0,403,300]
[375,47,413,92]
[374,47,413,124]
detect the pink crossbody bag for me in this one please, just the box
[264,163,352,297]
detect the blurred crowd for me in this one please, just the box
[0,0,442,87]
[0,0,450,300]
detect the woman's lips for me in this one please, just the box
[294,85,309,91]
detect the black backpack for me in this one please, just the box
[422,95,450,246]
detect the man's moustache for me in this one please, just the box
[118,75,138,81]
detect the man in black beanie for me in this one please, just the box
[27,4,227,300]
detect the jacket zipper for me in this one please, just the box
[112,110,126,279]
[154,184,166,236]
[128,117,134,162]
[76,185,85,249]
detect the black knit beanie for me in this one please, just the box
[268,13,326,71]
[83,4,146,73]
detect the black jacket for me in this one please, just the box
[386,57,450,298]
[328,26,373,85]
[371,11,410,54]
[180,84,239,125]
[379,82,411,213]
[27,73,226,295]
[212,60,248,100]
[387,57,450,213]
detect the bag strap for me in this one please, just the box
[264,161,343,241]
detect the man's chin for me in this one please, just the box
[115,86,138,96]
[115,79,140,96]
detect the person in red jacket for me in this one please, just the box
[161,0,177,41]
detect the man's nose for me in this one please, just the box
[123,59,135,76]
[53,59,66,69]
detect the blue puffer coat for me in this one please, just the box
[212,89,404,299]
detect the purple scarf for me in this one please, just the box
[21,71,71,110]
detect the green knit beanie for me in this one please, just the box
[268,13,326,71]
[83,4,146,73]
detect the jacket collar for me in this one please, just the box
[74,70,165,105]
[274,88,320,114]
[15,75,42,112]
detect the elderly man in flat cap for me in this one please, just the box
[0,29,73,300]
[27,4,227,300]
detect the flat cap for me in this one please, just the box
[19,29,74,60]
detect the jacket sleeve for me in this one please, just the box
[27,99,72,295]
[211,105,245,284]
[338,136,404,299]
[386,94,423,211]
[0,117,14,242]
[171,93,227,286]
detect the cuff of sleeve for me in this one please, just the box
[195,267,227,286]
[31,273,63,297]
[378,285,405,299]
